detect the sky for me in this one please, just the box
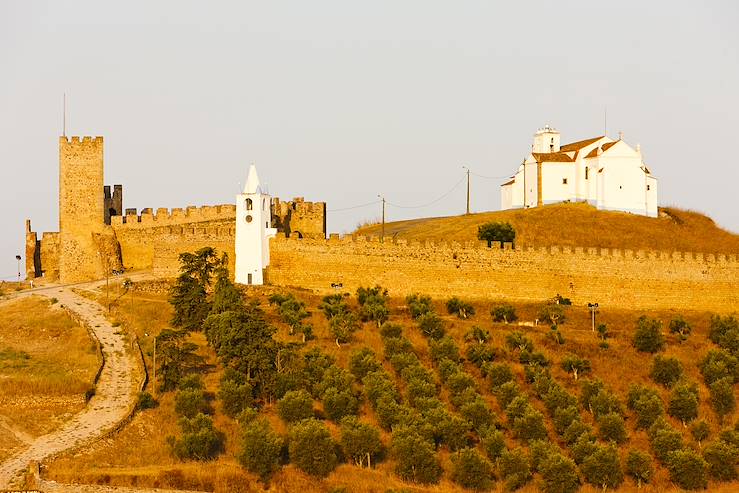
[1,1,738,280]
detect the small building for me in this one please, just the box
[500,125,658,217]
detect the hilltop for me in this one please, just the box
[355,203,739,254]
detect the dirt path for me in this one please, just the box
[0,284,142,488]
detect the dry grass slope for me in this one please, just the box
[0,296,100,459]
[355,202,739,254]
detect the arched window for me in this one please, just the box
[246,198,253,211]
[585,167,589,180]
[262,198,266,210]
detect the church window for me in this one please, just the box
[245,215,253,223]
[562,178,568,184]
[647,185,651,191]
[246,198,253,210]
[585,167,589,180]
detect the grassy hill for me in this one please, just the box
[41,278,739,493]
[355,203,739,254]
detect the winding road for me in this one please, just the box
[0,282,142,488]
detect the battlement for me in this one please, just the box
[60,136,104,145]
[110,204,236,228]
[271,197,326,239]
[271,233,739,264]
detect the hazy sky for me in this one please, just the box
[1,1,738,280]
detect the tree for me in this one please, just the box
[539,454,580,493]
[627,385,664,430]
[480,427,506,460]
[667,382,699,425]
[288,419,338,477]
[319,293,351,319]
[170,247,219,331]
[340,417,384,468]
[669,316,692,340]
[691,420,710,447]
[447,297,475,319]
[349,347,382,380]
[356,285,388,306]
[665,449,708,490]
[429,336,460,364]
[277,389,314,423]
[478,221,516,246]
[650,355,683,387]
[529,440,561,472]
[417,312,445,339]
[238,419,283,483]
[322,386,359,421]
[599,412,627,444]
[156,329,203,392]
[175,388,211,418]
[703,440,739,481]
[499,448,532,491]
[391,428,442,484]
[709,377,736,422]
[633,316,665,353]
[329,311,359,347]
[460,397,495,431]
[466,342,496,368]
[651,427,684,462]
[553,406,580,435]
[512,408,548,442]
[581,444,624,490]
[491,304,517,323]
[170,413,225,461]
[505,332,534,353]
[561,354,591,381]
[218,378,253,418]
[450,448,495,491]
[379,322,403,339]
[405,293,433,319]
[708,314,739,352]
[625,449,653,489]
[488,363,515,387]
[538,304,566,326]
[357,286,390,327]
[699,349,739,385]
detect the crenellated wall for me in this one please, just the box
[149,226,235,276]
[267,234,739,312]
[110,204,236,228]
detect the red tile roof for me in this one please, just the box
[533,152,575,163]
[560,136,605,152]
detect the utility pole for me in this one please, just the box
[377,195,385,242]
[588,302,599,332]
[462,166,470,214]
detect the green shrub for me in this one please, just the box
[322,386,359,421]
[174,388,211,418]
[179,374,205,391]
[552,405,580,435]
[488,363,515,387]
[691,420,710,445]
[405,293,433,319]
[589,389,624,419]
[571,434,598,464]
[669,315,692,340]
[349,347,382,379]
[667,382,699,425]
[277,389,314,423]
[512,409,548,442]
[651,426,684,462]
[666,449,708,490]
[459,397,494,431]
[499,448,531,491]
[650,355,683,387]
[466,343,495,367]
[563,420,593,446]
[480,428,506,460]
[625,449,653,488]
[703,440,739,481]
[170,413,225,461]
[238,418,283,482]
[329,311,359,346]
[539,454,580,493]
[495,381,522,409]
[710,377,736,420]
[491,304,517,323]
[598,412,627,444]
[560,354,591,380]
[699,348,739,385]
[218,379,253,418]
[633,316,665,353]
[446,297,475,319]
[389,353,420,373]
[391,428,442,484]
[627,386,665,430]
[288,419,338,477]
[538,304,566,325]
[529,440,560,472]
[136,391,158,410]
[708,314,739,352]
[450,448,495,491]
[417,312,445,340]
[340,417,384,468]
[581,444,624,490]
[505,332,534,352]
[429,336,460,364]
[383,337,414,359]
[379,322,403,339]
[362,371,399,406]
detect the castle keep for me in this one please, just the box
[25,135,739,312]
[25,136,326,283]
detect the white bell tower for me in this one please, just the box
[235,164,276,285]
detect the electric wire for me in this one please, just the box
[385,174,466,209]
[327,200,381,212]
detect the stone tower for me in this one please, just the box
[58,136,106,283]
[235,165,276,285]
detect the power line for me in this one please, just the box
[386,174,466,209]
[328,200,381,212]
[470,171,513,180]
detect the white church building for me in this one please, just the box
[235,164,276,285]
[500,125,658,217]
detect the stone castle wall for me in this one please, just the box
[271,197,326,239]
[266,235,739,312]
